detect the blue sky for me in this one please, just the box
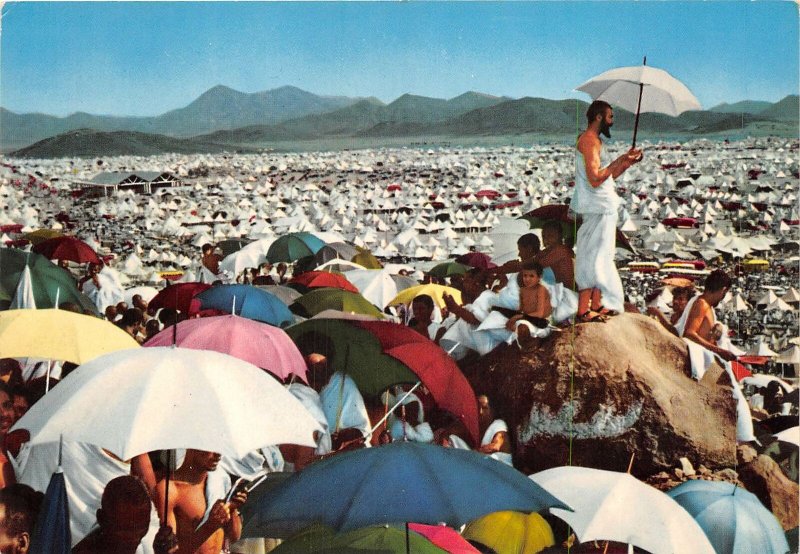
[1,1,797,117]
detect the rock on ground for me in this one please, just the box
[463,313,739,477]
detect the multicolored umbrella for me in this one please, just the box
[462,511,555,554]
[287,319,479,443]
[148,282,211,315]
[0,248,96,312]
[267,232,326,263]
[144,314,307,382]
[289,271,359,293]
[0,309,139,365]
[32,236,101,265]
[291,288,383,319]
[667,480,790,554]
[196,284,294,327]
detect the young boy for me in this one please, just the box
[506,261,552,348]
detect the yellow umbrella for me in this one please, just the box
[0,309,139,365]
[351,247,383,270]
[22,229,64,246]
[387,284,462,309]
[463,511,555,554]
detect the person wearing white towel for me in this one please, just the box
[476,395,512,466]
[572,100,642,323]
[679,270,736,362]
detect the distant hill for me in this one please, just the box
[709,100,772,114]
[10,128,254,158]
[7,93,798,158]
[758,95,799,121]
[1,85,367,148]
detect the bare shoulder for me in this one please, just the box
[576,132,598,154]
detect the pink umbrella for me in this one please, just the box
[408,523,480,554]
[144,314,307,383]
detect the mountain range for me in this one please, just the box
[3,85,797,158]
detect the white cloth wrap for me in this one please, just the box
[573,212,624,313]
[320,372,371,443]
[287,382,332,455]
[481,419,513,466]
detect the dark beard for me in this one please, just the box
[600,121,612,138]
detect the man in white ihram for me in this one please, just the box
[572,100,642,323]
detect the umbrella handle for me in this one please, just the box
[631,56,647,149]
[368,382,422,437]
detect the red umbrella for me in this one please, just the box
[289,271,359,293]
[148,282,211,315]
[32,236,101,265]
[408,523,480,553]
[521,204,634,252]
[456,252,497,270]
[352,320,480,445]
[730,361,753,382]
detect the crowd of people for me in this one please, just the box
[0,101,796,553]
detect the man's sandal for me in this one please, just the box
[576,310,608,323]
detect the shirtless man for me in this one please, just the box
[572,100,642,322]
[682,270,736,361]
[155,450,247,554]
[536,221,575,290]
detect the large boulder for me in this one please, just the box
[737,454,799,531]
[462,313,738,478]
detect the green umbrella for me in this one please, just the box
[286,319,415,397]
[291,288,383,319]
[428,261,469,279]
[0,248,96,313]
[267,232,326,263]
[272,523,446,554]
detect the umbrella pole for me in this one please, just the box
[163,449,171,524]
[368,382,422,437]
[405,522,410,554]
[45,360,52,393]
[631,56,647,148]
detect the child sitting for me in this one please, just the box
[505,261,553,348]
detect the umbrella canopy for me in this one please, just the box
[408,523,480,554]
[455,252,497,270]
[774,426,800,448]
[267,232,326,263]
[428,261,469,279]
[0,248,96,313]
[352,247,383,270]
[521,205,634,252]
[345,269,412,309]
[291,288,384,318]
[242,442,569,536]
[290,271,359,293]
[196,284,294,327]
[462,511,555,554]
[144,314,307,382]
[12,347,320,460]
[667,480,790,554]
[387,284,462,310]
[287,319,479,442]
[32,236,101,265]
[576,64,701,116]
[29,468,70,554]
[295,242,361,273]
[271,523,447,554]
[122,285,159,306]
[148,282,211,316]
[217,238,253,257]
[530,466,715,554]
[0,309,139,365]
[255,284,303,305]
[742,374,796,393]
[22,228,63,246]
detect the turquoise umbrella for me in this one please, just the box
[267,232,326,263]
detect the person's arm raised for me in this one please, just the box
[579,136,642,188]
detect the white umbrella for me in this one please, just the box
[576,58,701,147]
[345,269,404,309]
[530,466,715,554]
[742,374,796,393]
[774,426,800,448]
[11,347,321,460]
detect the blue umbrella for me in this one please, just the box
[30,440,71,554]
[267,232,326,263]
[242,442,570,538]
[667,480,790,554]
[195,284,293,327]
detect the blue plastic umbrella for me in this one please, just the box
[242,442,570,538]
[267,232,326,263]
[667,480,790,554]
[195,284,293,327]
